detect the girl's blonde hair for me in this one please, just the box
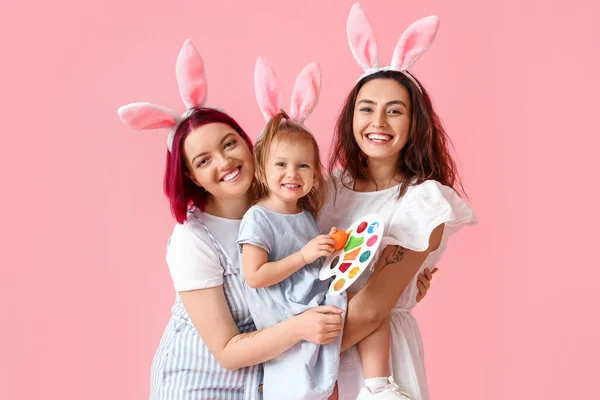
[253,110,327,217]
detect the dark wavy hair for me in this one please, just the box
[328,70,464,199]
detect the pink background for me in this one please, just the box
[1,0,598,398]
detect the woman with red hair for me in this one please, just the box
[118,41,345,400]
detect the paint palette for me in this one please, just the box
[319,214,384,295]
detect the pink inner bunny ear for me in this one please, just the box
[289,61,321,123]
[176,39,208,109]
[391,16,440,71]
[347,3,379,71]
[117,102,180,130]
[254,57,282,122]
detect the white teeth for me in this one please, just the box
[222,167,240,182]
[367,133,391,142]
[283,184,300,188]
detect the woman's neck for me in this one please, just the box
[204,191,253,220]
[355,156,402,192]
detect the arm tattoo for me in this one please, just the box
[234,330,261,343]
[379,245,406,274]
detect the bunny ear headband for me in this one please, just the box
[254,57,321,128]
[117,39,209,152]
[347,2,440,90]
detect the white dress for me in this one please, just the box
[318,176,478,400]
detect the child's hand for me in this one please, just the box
[329,226,348,251]
[300,234,337,264]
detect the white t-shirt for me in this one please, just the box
[166,209,241,292]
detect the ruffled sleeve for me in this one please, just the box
[385,180,478,251]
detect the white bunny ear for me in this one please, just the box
[347,2,379,71]
[117,102,181,130]
[117,102,182,151]
[254,57,282,122]
[289,61,321,124]
[390,16,440,71]
[176,39,208,109]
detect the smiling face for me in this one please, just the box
[352,78,412,165]
[263,134,317,208]
[182,122,255,201]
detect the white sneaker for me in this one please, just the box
[356,376,411,400]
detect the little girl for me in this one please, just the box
[238,58,409,400]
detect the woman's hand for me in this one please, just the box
[416,267,438,302]
[293,305,344,344]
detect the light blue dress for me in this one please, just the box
[237,205,348,400]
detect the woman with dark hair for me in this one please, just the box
[318,5,478,400]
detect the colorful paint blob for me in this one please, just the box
[356,221,368,233]
[367,235,378,247]
[344,235,364,252]
[348,267,360,279]
[359,250,371,263]
[333,279,346,291]
[339,262,351,273]
[367,221,379,234]
[330,255,340,269]
[343,248,360,261]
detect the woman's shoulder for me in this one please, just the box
[173,208,207,233]
[385,179,478,251]
[166,209,226,291]
[402,180,469,209]
[169,209,218,250]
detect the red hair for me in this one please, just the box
[164,107,253,223]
